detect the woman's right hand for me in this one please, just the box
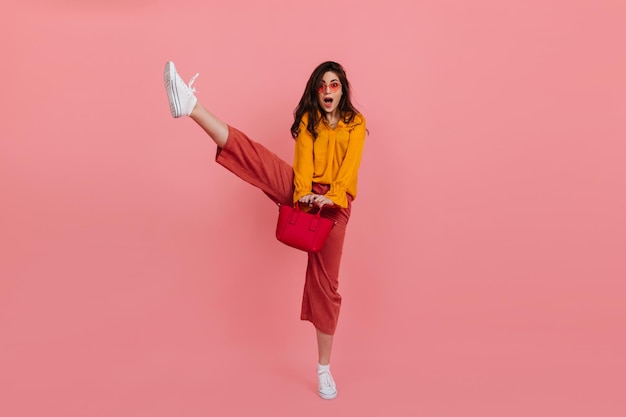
[299,193,334,208]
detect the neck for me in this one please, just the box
[325,109,340,123]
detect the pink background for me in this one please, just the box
[1,1,625,416]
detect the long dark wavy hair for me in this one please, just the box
[290,61,360,140]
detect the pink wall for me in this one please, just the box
[1,1,625,416]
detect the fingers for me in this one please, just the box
[314,195,332,207]
[312,195,324,206]
[299,194,316,205]
[298,194,333,208]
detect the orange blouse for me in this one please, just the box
[293,112,367,208]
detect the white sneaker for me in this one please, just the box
[164,61,199,118]
[318,369,338,400]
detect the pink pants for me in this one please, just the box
[216,126,352,335]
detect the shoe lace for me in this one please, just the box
[319,370,334,389]
[187,73,199,94]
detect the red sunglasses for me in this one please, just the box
[317,81,342,94]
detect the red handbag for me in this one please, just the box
[276,203,335,253]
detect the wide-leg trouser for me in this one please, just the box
[215,126,352,335]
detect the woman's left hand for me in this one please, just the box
[312,194,334,208]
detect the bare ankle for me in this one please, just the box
[189,101,202,118]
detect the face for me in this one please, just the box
[317,71,343,116]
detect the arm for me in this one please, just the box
[324,117,367,208]
[292,121,315,204]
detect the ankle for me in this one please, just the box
[318,363,330,372]
[189,100,201,118]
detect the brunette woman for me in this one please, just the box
[164,60,366,399]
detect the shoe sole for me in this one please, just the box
[319,390,337,400]
[164,61,181,118]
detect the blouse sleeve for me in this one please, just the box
[292,120,315,204]
[325,116,367,208]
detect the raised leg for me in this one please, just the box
[189,102,229,148]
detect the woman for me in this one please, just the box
[163,60,366,400]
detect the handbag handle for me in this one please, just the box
[279,202,325,214]
[295,202,324,213]
[279,202,325,230]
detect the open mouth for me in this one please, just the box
[323,97,333,106]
